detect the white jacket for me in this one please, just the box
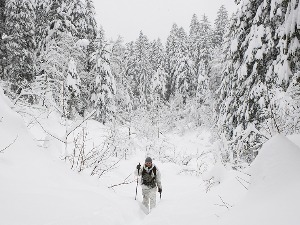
[134,164,162,190]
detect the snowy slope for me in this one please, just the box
[221,134,300,225]
[0,87,140,225]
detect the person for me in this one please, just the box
[134,157,162,210]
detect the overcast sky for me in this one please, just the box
[94,0,238,43]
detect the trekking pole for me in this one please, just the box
[135,163,141,200]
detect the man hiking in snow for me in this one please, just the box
[135,157,162,211]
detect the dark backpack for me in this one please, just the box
[141,166,157,188]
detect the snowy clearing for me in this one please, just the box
[1,85,300,225]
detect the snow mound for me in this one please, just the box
[202,160,228,184]
[222,134,300,225]
[0,86,140,225]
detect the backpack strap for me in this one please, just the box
[142,166,156,177]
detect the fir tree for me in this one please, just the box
[132,31,153,106]
[165,24,191,102]
[35,32,84,111]
[267,0,300,134]
[85,0,97,41]
[85,0,97,73]
[90,29,116,123]
[41,0,75,49]
[195,15,213,101]
[149,39,165,74]
[217,0,266,163]
[65,58,81,118]
[215,0,300,163]
[110,36,133,119]
[69,0,87,39]
[4,0,36,93]
[188,14,200,71]
[35,0,50,56]
[212,5,229,48]
[0,0,6,79]
[174,27,192,103]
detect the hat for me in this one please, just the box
[145,157,152,163]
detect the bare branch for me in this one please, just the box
[214,195,233,210]
[235,176,250,190]
[34,118,65,143]
[65,110,96,138]
[108,174,135,189]
[0,135,18,153]
[234,168,251,177]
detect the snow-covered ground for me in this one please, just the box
[1,86,300,225]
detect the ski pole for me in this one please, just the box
[135,163,141,200]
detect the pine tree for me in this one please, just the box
[110,36,133,120]
[151,67,167,103]
[35,0,50,56]
[41,0,75,50]
[35,32,84,111]
[188,14,201,76]
[4,0,36,93]
[0,0,6,79]
[0,0,4,39]
[174,27,192,103]
[149,38,166,100]
[188,14,200,74]
[85,0,97,41]
[131,31,153,106]
[215,0,300,163]
[149,39,165,74]
[196,15,213,101]
[69,0,87,39]
[212,5,229,48]
[90,29,116,123]
[65,58,81,118]
[165,24,191,102]
[267,0,300,134]
[209,7,230,100]
[217,0,267,163]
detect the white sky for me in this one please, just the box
[94,0,238,43]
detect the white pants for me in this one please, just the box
[142,187,156,209]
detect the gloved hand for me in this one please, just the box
[136,164,141,170]
[158,188,162,193]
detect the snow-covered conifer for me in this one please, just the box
[0,0,6,79]
[69,0,87,39]
[85,0,97,41]
[216,0,300,163]
[131,31,153,107]
[36,32,84,112]
[4,0,36,93]
[212,5,229,48]
[149,39,165,75]
[65,58,81,118]
[110,36,133,119]
[165,24,191,102]
[90,29,116,123]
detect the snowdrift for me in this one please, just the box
[0,87,139,225]
[222,134,300,225]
